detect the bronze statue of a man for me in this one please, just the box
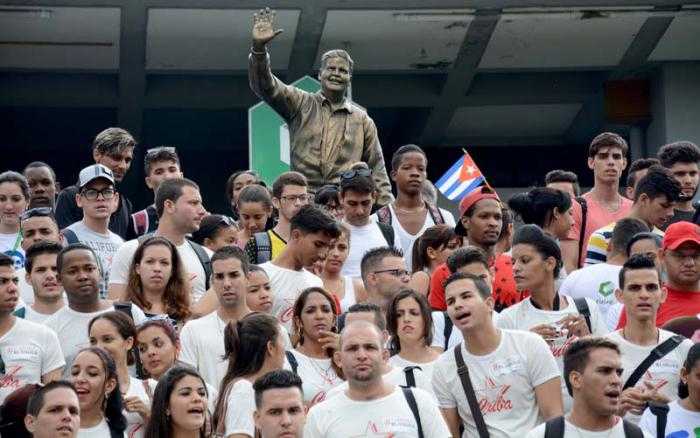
[248,8,393,206]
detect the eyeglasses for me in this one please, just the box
[20,207,53,221]
[280,194,311,203]
[80,188,116,201]
[340,168,372,180]
[373,268,410,278]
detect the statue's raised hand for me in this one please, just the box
[252,7,283,50]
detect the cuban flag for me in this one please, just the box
[436,152,486,201]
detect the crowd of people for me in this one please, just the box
[2,8,700,438]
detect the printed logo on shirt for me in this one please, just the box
[351,417,416,437]
[475,378,513,414]
[666,428,700,438]
[0,366,24,391]
[648,358,682,376]
[598,281,615,297]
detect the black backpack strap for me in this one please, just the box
[572,298,592,333]
[454,344,490,438]
[622,419,644,438]
[61,229,80,245]
[187,239,212,290]
[376,205,392,225]
[576,196,588,268]
[543,416,565,438]
[376,222,395,247]
[426,202,445,225]
[285,351,299,375]
[646,401,669,438]
[443,312,453,351]
[400,386,424,438]
[623,335,685,390]
[253,232,273,264]
[402,366,421,388]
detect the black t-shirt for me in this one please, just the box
[55,185,133,239]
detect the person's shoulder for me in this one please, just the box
[14,316,54,335]
[42,307,70,329]
[408,386,437,405]
[116,239,139,252]
[498,298,528,317]
[523,421,545,438]
[184,311,216,329]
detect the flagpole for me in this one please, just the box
[461,148,495,192]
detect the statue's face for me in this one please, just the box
[319,57,351,95]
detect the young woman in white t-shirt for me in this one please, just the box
[641,343,700,437]
[70,347,127,438]
[288,287,342,406]
[318,226,366,312]
[0,172,29,268]
[144,366,209,438]
[212,313,286,438]
[246,265,273,313]
[89,311,154,438]
[125,236,192,327]
[386,288,440,382]
[408,224,460,295]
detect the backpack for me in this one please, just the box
[253,231,273,264]
[286,350,298,374]
[138,233,212,290]
[376,222,395,248]
[575,196,588,268]
[376,202,446,227]
[544,415,642,438]
[443,312,454,351]
[131,205,158,237]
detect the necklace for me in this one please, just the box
[393,202,426,215]
[621,327,660,345]
[298,350,337,386]
[592,192,622,213]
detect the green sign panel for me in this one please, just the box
[248,76,321,186]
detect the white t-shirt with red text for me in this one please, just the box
[0,318,65,403]
[605,329,692,424]
[432,330,561,438]
[496,296,608,411]
[304,386,450,438]
[260,262,323,331]
[286,349,342,406]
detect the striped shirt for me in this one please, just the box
[585,221,663,265]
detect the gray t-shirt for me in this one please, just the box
[63,221,124,297]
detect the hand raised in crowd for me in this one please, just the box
[530,323,560,341]
[558,313,591,338]
[124,395,151,421]
[619,380,670,416]
[318,329,340,352]
[252,7,283,51]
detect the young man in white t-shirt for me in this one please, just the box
[326,303,434,398]
[16,207,62,306]
[433,272,563,438]
[605,254,692,424]
[359,246,411,313]
[180,246,252,388]
[45,243,145,374]
[261,205,340,331]
[526,337,652,438]
[304,320,451,437]
[253,370,306,438]
[15,241,65,323]
[561,218,649,330]
[339,165,397,278]
[0,253,65,403]
[62,164,124,296]
[108,178,210,303]
[374,144,455,270]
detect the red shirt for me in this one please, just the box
[616,286,700,328]
[428,253,526,312]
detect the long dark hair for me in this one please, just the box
[386,288,434,354]
[126,236,191,322]
[291,287,338,348]
[144,366,209,438]
[679,343,700,398]
[508,187,571,229]
[212,313,280,430]
[74,347,126,434]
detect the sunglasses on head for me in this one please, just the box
[340,168,371,180]
[20,207,53,221]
